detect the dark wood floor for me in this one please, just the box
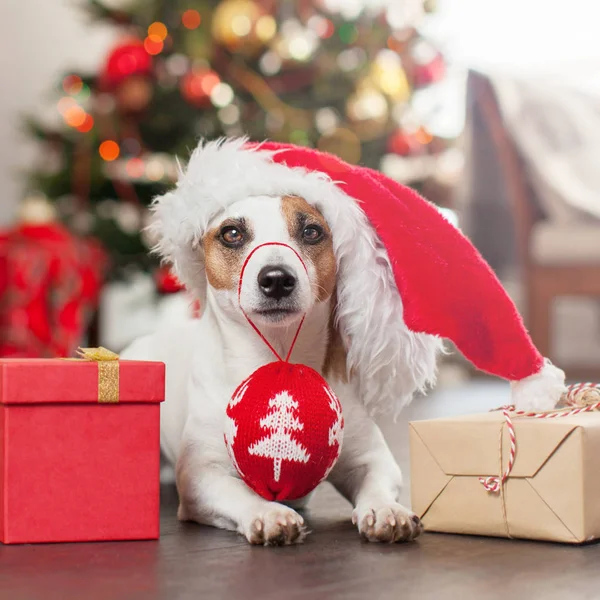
[2,378,599,600]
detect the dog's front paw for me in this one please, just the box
[352,503,422,543]
[244,504,307,546]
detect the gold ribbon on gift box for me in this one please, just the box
[67,346,120,403]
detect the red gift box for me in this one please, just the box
[0,349,165,544]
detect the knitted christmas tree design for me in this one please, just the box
[248,391,310,482]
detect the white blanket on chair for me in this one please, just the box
[491,71,600,224]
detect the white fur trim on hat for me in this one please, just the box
[510,360,566,412]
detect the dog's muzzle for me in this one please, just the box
[257,265,297,301]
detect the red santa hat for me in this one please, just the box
[149,138,565,414]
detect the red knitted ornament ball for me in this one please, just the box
[224,361,344,501]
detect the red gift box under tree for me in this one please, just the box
[0,348,165,544]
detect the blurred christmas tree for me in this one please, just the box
[22,0,462,280]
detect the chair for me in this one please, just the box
[475,75,600,376]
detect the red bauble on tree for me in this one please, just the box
[99,39,154,113]
[100,39,153,90]
[387,128,420,156]
[225,361,344,501]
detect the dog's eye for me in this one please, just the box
[220,226,244,246]
[302,225,323,244]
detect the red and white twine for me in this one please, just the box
[479,382,600,494]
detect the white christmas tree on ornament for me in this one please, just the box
[248,391,310,482]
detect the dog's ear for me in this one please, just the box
[147,190,208,316]
[326,197,443,417]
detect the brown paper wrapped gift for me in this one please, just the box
[409,410,600,544]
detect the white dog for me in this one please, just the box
[121,139,563,546]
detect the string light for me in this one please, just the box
[57,97,76,116]
[76,114,94,133]
[166,54,189,77]
[210,83,234,107]
[144,36,164,55]
[99,140,120,162]
[182,9,201,29]
[62,75,83,95]
[148,22,168,41]
[337,48,366,71]
[259,51,281,75]
[64,105,86,128]
[415,128,433,144]
[146,159,165,181]
[255,15,276,42]
[126,158,145,178]
[307,15,334,39]
[218,104,240,125]
[75,84,91,102]
[371,50,410,99]
[288,34,313,61]
[315,108,339,134]
[338,23,358,44]
[231,15,252,36]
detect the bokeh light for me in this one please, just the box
[415,127,433,144]
[259,51,282,75]
[62,75,83,95]
[64,105,86,128]
[146,159,165,181]
[231,15,252,37]
[76,114,94,133]
[99,140,120,161]
[122,137,142,156]
[210,82,234,107]
[126,158,145,178]
[338,23,358,44]
[166,54,189,77]
[144,36,164,55]
[307,15,334,39]
[255,15,276,42]
[75,84,91,102]
[218,104,240,125]
[148,22,168,41]
[289,130,309,146]
[182,9,201,29]
[57,97,76,116]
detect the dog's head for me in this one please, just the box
[202,194,335,328]
[149,138,442,415]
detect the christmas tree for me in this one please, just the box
[22,0,457,281]
[248,391,310,482]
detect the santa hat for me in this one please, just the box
[149,138,565,414]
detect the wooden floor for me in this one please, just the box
[2,378,599,600]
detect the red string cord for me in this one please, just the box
[237,242,308,363]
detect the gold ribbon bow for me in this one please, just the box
[76,346,120,404]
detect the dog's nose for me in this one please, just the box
[257,266,296,300]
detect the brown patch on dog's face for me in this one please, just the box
[202,217,254,290]
[281,195,336,302]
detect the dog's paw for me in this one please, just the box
[244,504,307,546]
[352,503,422,543]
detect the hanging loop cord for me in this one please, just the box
[237,242,308,363]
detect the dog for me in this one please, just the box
[121,139,446,545]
